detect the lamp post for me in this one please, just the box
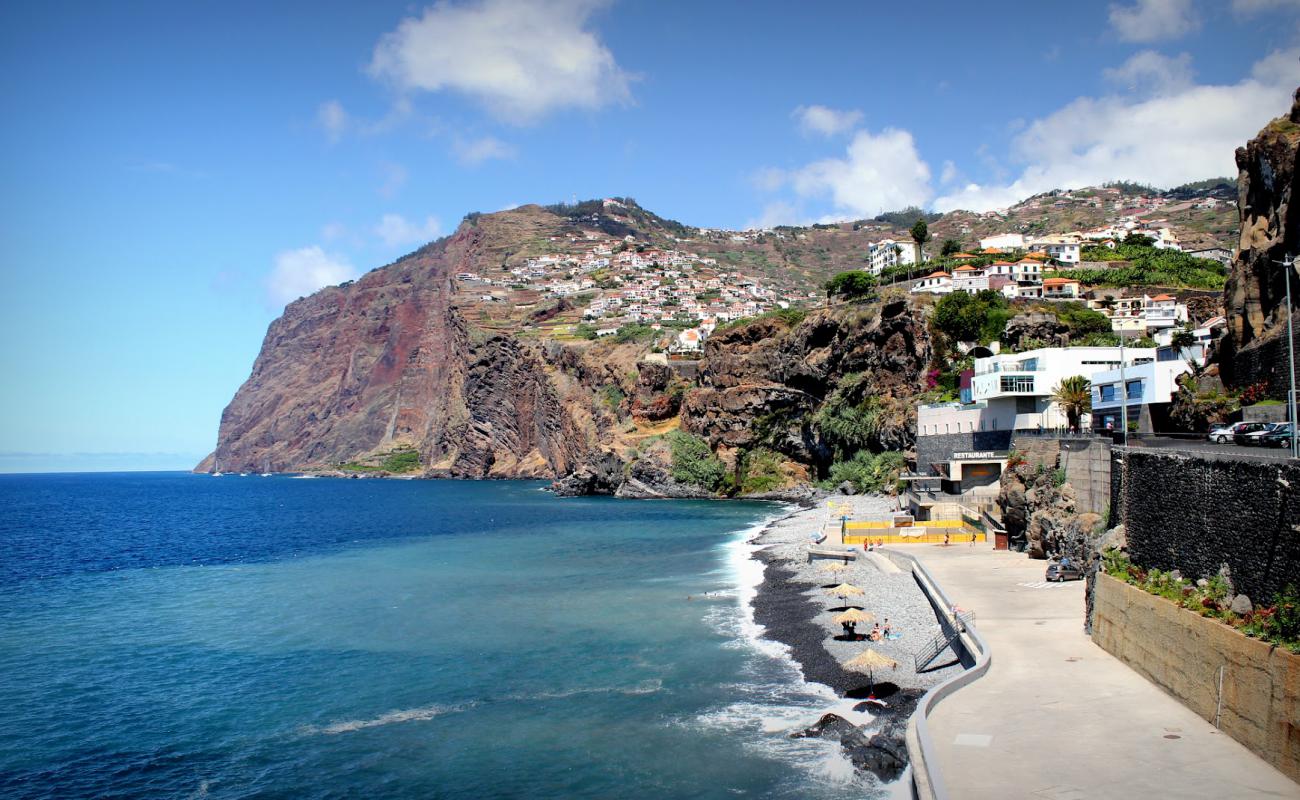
[1118,327,1128,446]
[1276,255,1299,459]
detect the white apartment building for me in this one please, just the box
[866,239,922,275]
[969,346,1156,430]
[979,233,1026,250]
[952,265,989,294]
[1030,236,1082,264]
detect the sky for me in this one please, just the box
[0,0,1296,472]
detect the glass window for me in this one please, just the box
[1000,375,1035,393]
[1100,385,1116,402]
[1126,380,1143,400]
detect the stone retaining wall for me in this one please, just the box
[1112,449,1300,601]
[1092,573,1300,783]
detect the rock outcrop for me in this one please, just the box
[201,207,641,476]
[1220,87,1300,393]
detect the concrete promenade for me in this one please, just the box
[914,544,1299,799]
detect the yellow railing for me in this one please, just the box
[845,518,966,531]
[844,528,986,546]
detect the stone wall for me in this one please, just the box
[915,431,1012,473]
[1008,435,1111,518]
[1112,449,1300,601]
[1093,574,1300,783]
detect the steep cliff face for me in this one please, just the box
[683,299,932,469]
[203,208,639,476]
[1221,87,1300,392]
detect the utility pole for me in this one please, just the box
[1118,328,1128,446]
[1276,255,1299,459]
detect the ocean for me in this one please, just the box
[0,473,880,799]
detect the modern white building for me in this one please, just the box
[1030,236,1082,264]
[969,346,1156,430]
[1090,349,1193,433]
[866,239,922,275]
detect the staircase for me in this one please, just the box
[913,610,976,672]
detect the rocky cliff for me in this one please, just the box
[1221,87,1300,393]
[201,207,644,476]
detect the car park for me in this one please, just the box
[1232,422,1272,446]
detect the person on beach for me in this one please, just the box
[883,619,892,637]
[868,623,882,641]
[943,532,950,547]
[970,533,977,547]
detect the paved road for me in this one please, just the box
[1120,437,1296,462]
[914,545,1299,799]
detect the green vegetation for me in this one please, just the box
[940,239,962,256]
[1052,241,1228,289]
[598,384,626,413]
[1103,551,1300,653]
[873,206,940,228]
[1050,375,1091,433]
[910,218,931,260]
[932,290,1012,344]
[615,324,657,343]
[715,307,808,333]
[820,451,906,494]
[574,322,599,340]
[736,448,785,494]
[667,431,726,491]
[339,447,421,474]
[812,380,886,458]
[824,270,878,301]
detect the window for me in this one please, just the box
[1126,380,1143,400]
[1000,375,1035,393]
[1099,385,1116,402]
[1016,396,1037,414]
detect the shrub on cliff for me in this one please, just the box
[822,450,905,494]
[824,271,877,301]
[667,431,726,491]
[933,290,1010,344]
[736,448,785,494]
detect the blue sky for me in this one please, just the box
[0,0,1295,471]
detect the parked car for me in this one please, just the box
[1232,422,1273,446]
[1208,421,1254,443]
[1045,559,1083,582]
[1259,423,1295,449]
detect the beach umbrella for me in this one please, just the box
[821,562,849,574]
[834,609,875,625]
[824,582,864,607]
[844,647,899,685]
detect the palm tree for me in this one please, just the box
[1051,375,1092,433]
[1170,328,1196,352]
[910,218,930,265]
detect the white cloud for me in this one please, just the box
[267,246,358,306]
[317,100,349,142]
[1103,51,1194,96]
[320,222,348,242]
[745,201,805,230]
[453,135,517,165]
[1108,0,1199,42]
[940,160,958,185]
[764,128,932,221]
[793,105,863,137]
[1233,0,1300,13]
[374,214,442,248]
[368,0,631,123]
[935,47,1299,212]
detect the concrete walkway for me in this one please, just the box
[914,544,1299,799]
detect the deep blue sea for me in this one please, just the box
[0,473,881,799]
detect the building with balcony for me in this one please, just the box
[911,270,953,295]
[1042,277,1081,299]
[866,239,922,275]
[970,346,1156,430]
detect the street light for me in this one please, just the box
[1276,255,1300,459]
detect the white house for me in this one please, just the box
[952,265,989,294]
[1030,236,1082,264]
[911,270,953,295]
[979,233,1026,250]
[1041,277,1081,300]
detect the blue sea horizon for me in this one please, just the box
[0,473,884,798]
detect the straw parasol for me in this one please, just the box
[844,647,898,685]
[821,562,850,574]
[824,582,864,607]
[834,609,875,625]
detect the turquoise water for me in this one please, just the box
[0,474,876,798]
